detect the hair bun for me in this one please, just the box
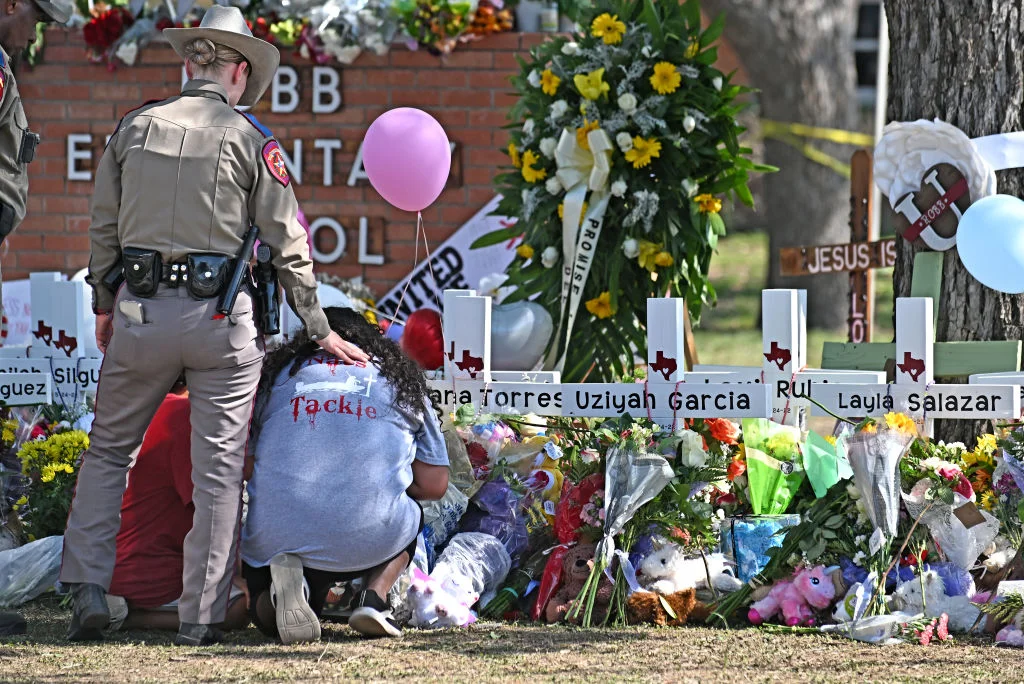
[184,38,218,66]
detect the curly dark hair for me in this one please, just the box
[256,307,429,418]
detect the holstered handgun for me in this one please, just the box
[102,257,125,292]
[253,243,280,335]
[217,225,260,318]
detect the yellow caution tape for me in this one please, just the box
[765,130,853,179]
[761,120,876,147]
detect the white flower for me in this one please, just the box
[528,70,542,88]
[545,177,562,195]
[854,534,866,546]
[681,178,699,198]
[580,448,600,463]
[846,483,861,500]
[541,246,559,268]
[523,118,535,136]
[683,115,696,133]
[521,188,531,204]
[615,132,634,152]
[611,180,627,197]
[479,273,509,297]
[641,45,653,58]
[712,76,723,91]
[551,100,568,118]
[539,137,557,158]
[852,551,866,565]
[676,429,708,468]
[561,41,579,55]
[622,238,639,258]
[715,508,725,520]
[617,93,638,114]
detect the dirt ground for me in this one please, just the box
[1,600,1022,682]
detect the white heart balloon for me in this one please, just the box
[490,302,554,371]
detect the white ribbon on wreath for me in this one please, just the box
[544,125,614,372]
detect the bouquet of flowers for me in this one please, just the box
[741,418,804,515]
[475,0,770,381]
[16,428,89,541]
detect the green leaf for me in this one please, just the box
[470,227,522,249]
[658,594,678,620]
[700,14,726,48]
[708,212,726,236]
[642,0,664,46]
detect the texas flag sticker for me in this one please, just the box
[262,140,289,187]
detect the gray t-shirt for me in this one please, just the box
[242,351,448,572]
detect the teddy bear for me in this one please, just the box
[544,542,613,624]
[748,565,838,627]
[890,569,985,633]
[626,588,713,627]
[636,544,743,597]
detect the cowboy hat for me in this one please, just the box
[33,0,72,24]
[163,6,279,107]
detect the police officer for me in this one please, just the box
[0,0,71,295]
[59,6,368,645]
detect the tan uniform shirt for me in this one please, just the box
[0,45,29,238]
[87,79,329,340]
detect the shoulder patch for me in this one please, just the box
[240,111,274,138]
[106,99,164,148]
[262,140,290,187]
[0,70,6,105]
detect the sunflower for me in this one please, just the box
[508,141,521,168]
[516,244,534,259]
[884,412,917,436]
[650,62,682,95]
[558,201,587,221]
[980,490,996,511]
[624,136,661,168]
[574,68,610,101]
[585,291,614,319]
[695,193,722,213]
[576,119,599,150]
[541,69,560,96]
[520,149,547,183]
[590,13,625,45]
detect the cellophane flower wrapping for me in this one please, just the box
[845,429,914,544]
[902,484,1000,570]
[741,419,805,515]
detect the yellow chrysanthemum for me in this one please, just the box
[576,119,599,151]
[654,251,674,268]
[520,150,547,183]
[40,466,55,483]
[637,240,662,272]
[541,69,561,96]
[650,62,682,95]
[696,193,723,214]
[591,13,626,45]
[516,244,535,259]
[585,291,614,319]
[2,428,13,443]
[508,142,520,168]
[15,495,27,506]
[884,412,917,436]
[824,435,837,446]
[624,136,662,169]
[574,68,610,101]
[685,40,700,59]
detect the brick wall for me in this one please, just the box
[4,27,747,297]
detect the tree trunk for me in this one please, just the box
[702,0,858,329]
[887,0,1024,443]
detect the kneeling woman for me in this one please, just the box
[242,307,449,642]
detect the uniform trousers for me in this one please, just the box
[60,284,264,625]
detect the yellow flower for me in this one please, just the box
[2,428,13,443]
[40,466,55,483]
[824,435,837,446]
[696,193,723,214]
[861,421,878,434]
[884,412,917,436]
[15,495,27,506]
[574,68,610,101]
[576,119,599,151]
[624,136,662,169]
[976,434,998,454]
[517,244,535,259]
[541,69,561,96]
[980,490,996,511]
[654,251,674,268]
[685,40,700,59]
[590,13,625,45]
[557,201,587,221]
[520,150,547,183]
[650,62,682,95]
[962,450,979,467]
[585,291,614,319]
[637,240,662,271]
[508,142,521,168]
[62,463,75,474]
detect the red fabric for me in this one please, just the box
[108,394,193,607]
[401,309,445,370]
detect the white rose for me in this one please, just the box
[551,100,568,118]
[712,76,723,91]
[611,180,627,197]
[617,93,638,114]
[616,132,634,152]
[561,41,579,56]
[539,137,557,158]
[545,177,562,195]
[528,70,542,88]
[677,429,708,468]
[541,246,559,268]
[523,119,535,137]
[683,115,697,133]
[622,238,639,258]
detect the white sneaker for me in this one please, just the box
[348,590,402,638]
[269,553,321,644]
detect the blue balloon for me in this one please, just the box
[957,194,1024,294]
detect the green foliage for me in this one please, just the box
[974,592,1024,627]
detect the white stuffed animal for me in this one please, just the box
[891,570,982,633]
[638,545,743,595]
[984,536,1016,575]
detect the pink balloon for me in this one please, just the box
[362,108,452,212]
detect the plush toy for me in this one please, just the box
[637,544,743,596]
[748,565,839,627]
[626,588,713,627]
[891,569,984,633]
[407,568,477,628]
[544,542,613,624]
[997,624,1024,647]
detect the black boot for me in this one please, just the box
[0,612,26,637]
[174,623,224,646]
[67,583,109,642]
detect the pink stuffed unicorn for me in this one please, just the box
[748,565,838,627]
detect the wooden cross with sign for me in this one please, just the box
[779,151,895,344]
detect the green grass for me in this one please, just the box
[691,231,894,368]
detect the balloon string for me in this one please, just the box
[390,211,424,332]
